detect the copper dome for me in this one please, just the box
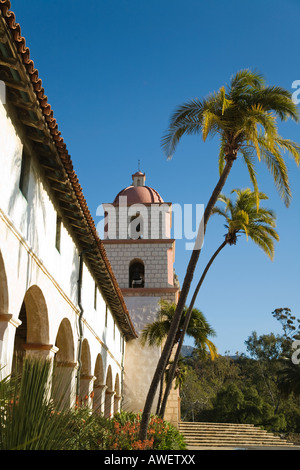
[113,185,164,205]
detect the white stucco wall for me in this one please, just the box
[0,100,124,410]
[122,296,161,413]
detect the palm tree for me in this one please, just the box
[277,361,300,397]
[139,69,299,439]
[140,300,216,354]
[140,300,217,413]
[165,356,188,392]
[158,188,279,418]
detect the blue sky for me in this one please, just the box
[10,0,300,354]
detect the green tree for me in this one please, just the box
[181,355,242,422]
[159,188,279,418]
[277,361,300,398]
[140,300,217,413]
[212,383,264,424]
[271,308,300,398]
[272,308,300,353]
[139,69,299,439]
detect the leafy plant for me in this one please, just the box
[0,358,91,450]
[105,412,186,450]
[0,358,186,450]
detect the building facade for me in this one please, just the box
[0,3,137,417]
[0,2,180,427]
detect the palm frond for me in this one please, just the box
[161,69,299,210]
[140,301,216,355]
[258,137,292,207]
[214,188,279,260]
[240,147,260,209]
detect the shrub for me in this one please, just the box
[0,358,186,450]
[103,411,186,450]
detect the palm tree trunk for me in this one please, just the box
[139,156,235,440]
[158,239,228,418]
[155,376,164,415]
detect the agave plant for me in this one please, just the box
[0,357,93,450]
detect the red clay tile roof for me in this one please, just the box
[0,0,137,339]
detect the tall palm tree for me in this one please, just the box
[140,300,217,413]
[158,188,280,418]
[139,69,299,439]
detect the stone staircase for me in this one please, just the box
[179,422,295,449]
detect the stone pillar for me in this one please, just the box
[104,390,115,418]
[52,362,77,410]
[93,384,107,414]
[20,343,59,403]
[80,374,96,408]
[114,394,122,414]
[0,313,21,378]
[22,343,59,361]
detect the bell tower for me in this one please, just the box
[102,170,180,425]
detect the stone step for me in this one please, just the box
[179,422,294,448]
[185,436,292,444]
[181,432,282,440]
[180,428,271,436]
[180,422,255,429]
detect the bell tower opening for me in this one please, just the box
[129,259,145,288]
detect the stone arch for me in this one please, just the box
[79,339,93,407]
[114,373,121,414]
[0,250,10,376]
[104,365,114,418]
[55,318,75,364]
[22,285,49,345]
[80,338,91,376]
[0,249,9,315]
[94,353,104,387]
[129,258,145,288]
[13,285,50,371]
[52,319,76,410]
[93,353,105,413]
[105,365,113,391]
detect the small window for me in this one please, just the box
[105,304,108,327]
[19,149,30,200]
[55,215,62,252]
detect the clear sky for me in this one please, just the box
[9,0,300,355]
